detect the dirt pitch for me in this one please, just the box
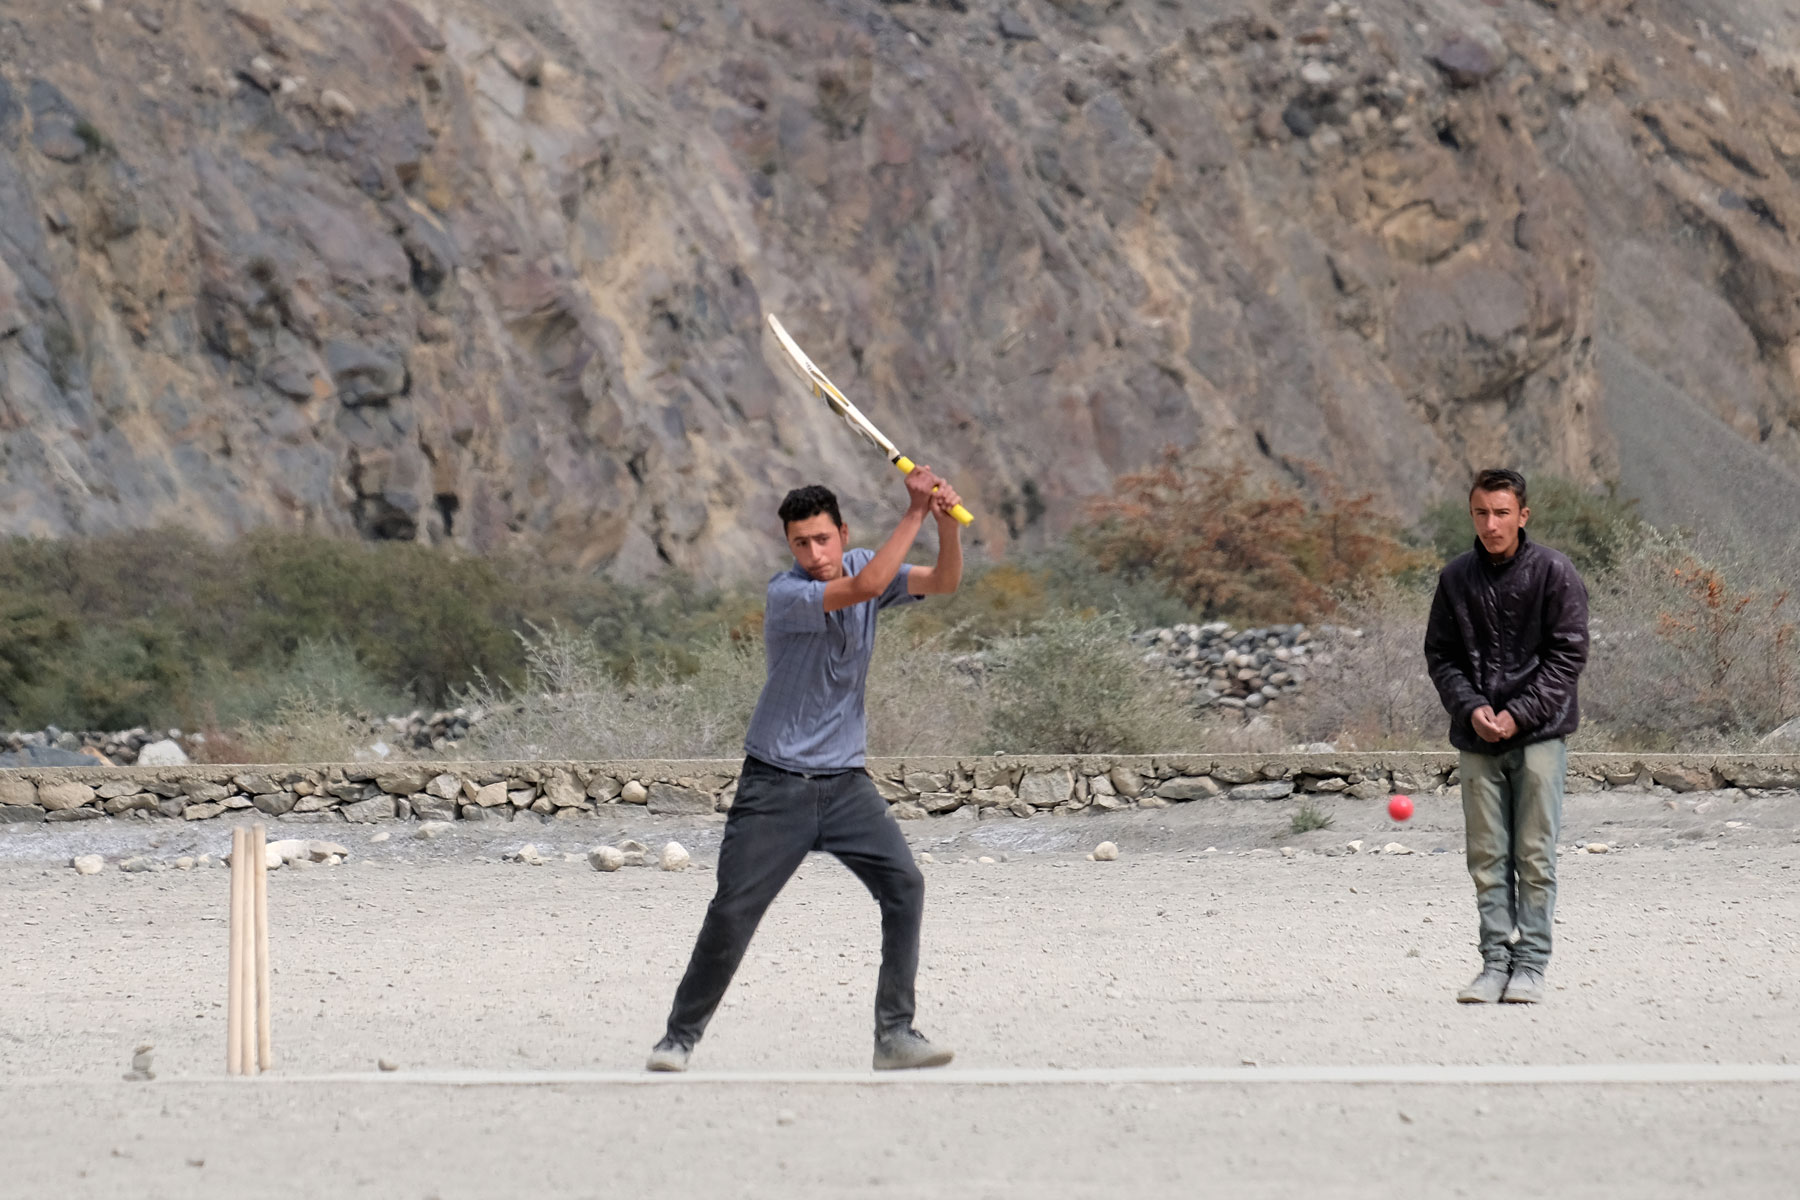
[4,788,1799,1198]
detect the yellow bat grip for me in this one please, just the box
[893,457,975,525]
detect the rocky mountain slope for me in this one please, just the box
[4,0,1800,578]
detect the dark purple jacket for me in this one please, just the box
[1423,530,1590,755]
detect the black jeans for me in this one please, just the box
[661,756,925,1047]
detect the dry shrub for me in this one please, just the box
[865,631,985,757]
[1287,582,1444,750]
[1583,536,1800,749]
[459,621,989,761]
[979,611,1207,754]
[223,694,380,764]
[1188,712,1300,753]
[456,624,764,762]
[1081,452,1426,623]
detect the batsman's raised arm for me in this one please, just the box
[818,463,940,612]
[907,470,964,597]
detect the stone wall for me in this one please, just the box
[3,754,1798,826]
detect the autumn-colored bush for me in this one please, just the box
[1078,453,1427,623]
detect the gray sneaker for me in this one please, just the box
[1502,968,1546,1004]
[645,1038,692,1072]
[1456,966,1510,1004]
[873,1028,954,1071]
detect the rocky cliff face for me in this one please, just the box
[3,0,1800,578]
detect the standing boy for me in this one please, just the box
[1424,469,1590,1004]
[647,466,965,1071]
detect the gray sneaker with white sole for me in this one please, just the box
[1456,966,1511,1004]
[1502,968,1546,1003]
[645,1038,692,1072]
[873,1028,954,1071]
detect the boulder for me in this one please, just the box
[342,794,397,822]
[919,792,963,814]
[38,782,97,812]
[1018,769,1074,809]
[1230,781,1296,801]
[646,783,711,815]
[903,772,950,795]
[136,739,190,766]
[543,770,588,809]
[252,792,299,816]
[376,768,431,796]
[410,792,457,821]
[1651,765,1721,794]
[1430,32,1504,88]
[1107,767,1145,798]
[1157,776,1222,802]
[973,760,1017,789]
[47,807,104,822]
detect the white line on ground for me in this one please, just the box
[43,1064,1800,1087]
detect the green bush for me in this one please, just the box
[1290,800,1335,834]
[0,527,774,730]
[6,621,190,731]
[197,639,416,731]
[1420,476,1645,575]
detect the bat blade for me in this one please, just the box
[765,313,974,525]
[766,314,900,459]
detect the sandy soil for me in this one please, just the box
[3,787,1798,1197]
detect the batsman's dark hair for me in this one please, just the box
[1470,468,1528,508]
[778,484,844,530]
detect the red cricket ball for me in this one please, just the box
[1387,794,1414,822]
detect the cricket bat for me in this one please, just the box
[766,313,975,526]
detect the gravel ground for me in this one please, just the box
[3,787,1798,1196]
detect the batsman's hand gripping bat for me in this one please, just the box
[766,313,975,526]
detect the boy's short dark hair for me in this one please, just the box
[779,484,844,530]
[1470,468,1528,508]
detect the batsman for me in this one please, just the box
[647,465,966,1072]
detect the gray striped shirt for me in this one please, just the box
[743,548,920,772]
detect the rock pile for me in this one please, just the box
[1134,624,1352,712]
[1,709,479,766]
[0,727,192,767]
[360,710,479,756]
